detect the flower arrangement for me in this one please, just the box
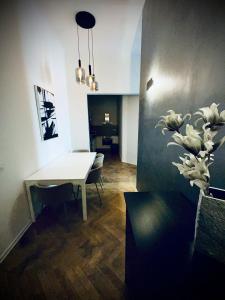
[156,103,225,195]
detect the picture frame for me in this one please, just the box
[34,85,59,141]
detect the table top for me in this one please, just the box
[25,152,96,182]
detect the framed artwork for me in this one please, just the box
[34,85,59,141]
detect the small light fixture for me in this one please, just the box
[105,113,110,123]
[146,78,153,91]
[86,29,94,87]
[75,60,85,84]
[90,75,98,91]
[75,25,85,84]
[90,29,99,91]
[86,64,94,87]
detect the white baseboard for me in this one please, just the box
[0,220,32,263]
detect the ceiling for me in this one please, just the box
[43,0,145,58]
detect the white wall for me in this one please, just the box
[0,1,71,261]
[120,96,139,165]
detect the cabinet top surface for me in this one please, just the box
[124,192,195,252]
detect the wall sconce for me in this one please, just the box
[75,11,99,91]
[146,78,153,91]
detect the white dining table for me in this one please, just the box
[24,152,96,222]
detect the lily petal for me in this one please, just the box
[167,142,183,148]
[212,136,225,152]
[183,113,191,121]
[162,128,169,135]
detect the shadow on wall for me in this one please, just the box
[10,192,31,238]
[0,2,40,258]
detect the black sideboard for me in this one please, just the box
[124,191,196,299]
[124,191,225,299]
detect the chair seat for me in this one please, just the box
[30,183,75,230]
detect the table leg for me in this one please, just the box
[81,182,87,221]
[25,183,36,222]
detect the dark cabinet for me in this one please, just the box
[124,192,195,299]
[90,124,118,136]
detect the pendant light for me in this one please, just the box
[75,11,99,91]
[75,24,85,84]
[90,76,98,91]
[86,29,94,87]
[90,28,99,91]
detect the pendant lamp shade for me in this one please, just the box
[90,81,98,91]
[90,75,99,91]
[86,64,94,87]
[86,74,94,87]
[76,59,85,84]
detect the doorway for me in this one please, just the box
[88,95,121,159]
[87,94,139,165]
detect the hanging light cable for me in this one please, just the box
[90,28,99,91]
[75,24,85,84]
[86,29,94,87]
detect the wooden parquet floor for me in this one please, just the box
[0,155,137,300]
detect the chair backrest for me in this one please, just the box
[86,166,102,184]
[92,153,104,168]
[30,183,73,206]
[72,149,90,153]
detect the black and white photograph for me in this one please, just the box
[34,85,58,141]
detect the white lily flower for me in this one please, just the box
[168,124,218,156]
[202,122,225,153]
[155,110,191,135]
[201,124,216,153]
[172,154,211,193]
[168,125,203,155]
[190,179,210,192]
[194,102,225,129]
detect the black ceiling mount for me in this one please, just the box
[75,11,96,29]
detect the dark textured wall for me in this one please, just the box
[137,0,225,203]
[88,95,121,126]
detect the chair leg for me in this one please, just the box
[63,203,69,231]
[41,200,45,211]
[72,185,77,200]
[101,176,104,186]
[73,191,77,201]
[76,185,80,199]
[99,180,104,191]
[95,183,102,206]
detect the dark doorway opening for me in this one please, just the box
[88,95,122,158]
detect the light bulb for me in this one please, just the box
[86,74,94,87]
[90,74,98,91]
[76,67,85,84]
[75,59,85,84]
[90,80,98,91]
